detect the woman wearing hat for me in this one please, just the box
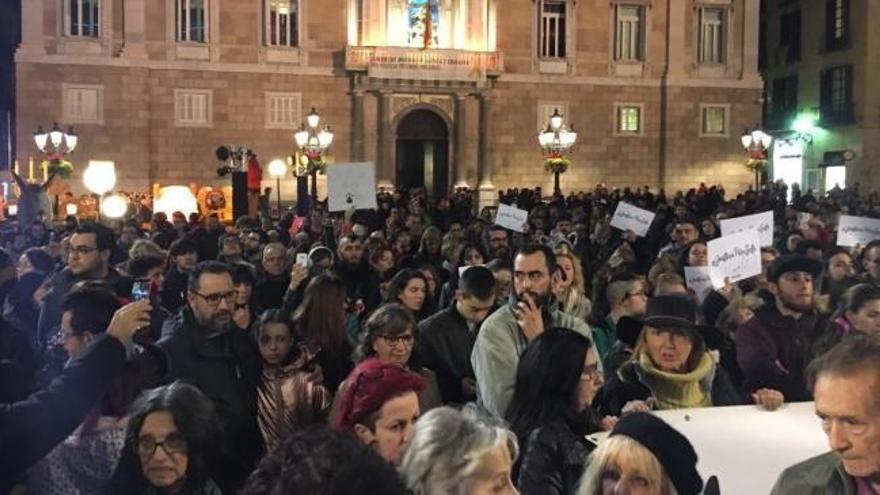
[595,294,741,417]
[577,412,704,495]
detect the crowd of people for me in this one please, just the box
[1,180,880,494]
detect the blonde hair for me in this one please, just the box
[554,244,592,319]
[578,435,677,495]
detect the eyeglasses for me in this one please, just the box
[135,432,188,458]
[580,363,603,382]
[69,245,99,256]
[52,330,77,345]
[192,290,237,306]
[376,333,415,347]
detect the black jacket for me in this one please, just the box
[517,417,597,495]
[253,273,291,313]
[417,304,477,404]
[160,265,189,314]
[157,308,263,489]
[0,335,126,493]
[595,357,741,417]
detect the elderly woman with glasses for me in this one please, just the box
[103,381,223,494]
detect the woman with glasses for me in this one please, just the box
[104,381,223,494]
[505,328,610,495]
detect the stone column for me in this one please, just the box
[376,91,394,188]
[477,94,496,210]
[18,0,45,55]
[122,0,149,58]
[351,89,365,161]
[666,0,686,79]
[453,93,468,188]
[741,0,762,83]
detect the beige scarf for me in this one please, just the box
[637,351,714,410]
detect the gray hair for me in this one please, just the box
[400,406,518,495]
[128,239,165,260]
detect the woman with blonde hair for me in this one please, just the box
[553,243,592,322]
[578,412,703,495]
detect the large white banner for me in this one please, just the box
[610,202,656,237]
[707,229,762,288]
[720,211,774,247]
[837,214,880,247]
[327,162,378,212]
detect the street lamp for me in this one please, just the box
[294,107,334,200]
[741,126,773,190]
[83,160,116,221]
[538,109,578,196]
[32,122,77,184]
[101,194,128,219]
[268,158,287,218]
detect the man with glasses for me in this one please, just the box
[157,261,263,489]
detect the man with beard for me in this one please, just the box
[486,225,511,262]
[471,244,592,418]
[157,261,263,490]
[334,234,368,301]
[736,255,826,404]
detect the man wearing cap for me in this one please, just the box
[735,255,827,404]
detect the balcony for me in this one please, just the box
[345,45,503,82]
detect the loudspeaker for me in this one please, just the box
[231,171,248,220]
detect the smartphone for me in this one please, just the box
[296,253,309,267]
[132,279,151,302]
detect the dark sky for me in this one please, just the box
[0,0,21,171]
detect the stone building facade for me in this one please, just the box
[15,0,762,204]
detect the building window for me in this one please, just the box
[826,0,850,51]
[408,0,439,48]
[62,84,104,124]
[175,89,212,127]
[700,104,729,137]
[266,0,298,47]
[615,104,643,135]
[779,10,801,64]
[177,0,207,42]
[67,0,100,37]
[698,8,725,64]
[265,92,302,129]
[614,5,643,61]
[770,76,798,129]
[538,0,567,58]
[820,65,854,125]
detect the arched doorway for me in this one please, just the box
[395,108,449,197]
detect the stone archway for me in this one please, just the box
[395,107,450,197]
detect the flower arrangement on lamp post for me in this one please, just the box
[34,122,77,179]
[294,107,334,201]
[538,109,577,196]
[741,126,773,190]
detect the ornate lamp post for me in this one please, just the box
[34,122,78,180]
[741,126,773,190]
[293,108,334,200]
[538,109,577,196]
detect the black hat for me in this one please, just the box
[767,255,823,283]
[611,412,703,495]
[643,294,698,329]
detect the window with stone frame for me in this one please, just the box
[176,0,207,42]
[174,89,213,127]
[615,104,643,135]
[700,104,729,137]
[67,0,101,37]
[614,5,644,61]
[266,0,299,47]
[265,92,302,129]
[698,7,726,64]
[538,0,567,58]
[62,84,104,124]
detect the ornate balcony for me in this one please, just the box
[345,45,503,82]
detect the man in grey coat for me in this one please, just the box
[471,244,591,418]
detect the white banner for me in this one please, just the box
[837,214,880,247]
[327,162,378,212]
[720,211,774,247]
[707,229,762,288]
[610,202,656,237]
[684,266,713,303]
[494,204,529,233]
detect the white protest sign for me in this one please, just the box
[797,212,813,232]
[609,202,656,237]
[837,214,880,247]
[684,266,713,303]
[654,403,827,495]
[707,229,762,288]
[494,203,529,233]
[327,162,378,212]
[720,211,774,247]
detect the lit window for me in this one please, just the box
[699,8,725,64]
[616,105,642,134]
[701,105,728,136]
[267,0,298,47]
[407,0,439,48]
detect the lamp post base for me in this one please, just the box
[554,171,562,197]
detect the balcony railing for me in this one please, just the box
[345,45,503,82]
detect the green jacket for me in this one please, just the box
[592,316,618,363]
[471,303,592,418]
[771,452,855,495]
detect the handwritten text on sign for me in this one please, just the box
[494,204,529,233]
[837,215,880,247]
[610,202,656,237]
[720,211,774,247]
[684,266,713,303]
[707,229,762,289]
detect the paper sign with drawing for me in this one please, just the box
[327,162,378,212]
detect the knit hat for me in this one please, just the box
[610,412,703,494]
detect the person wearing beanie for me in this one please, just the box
[578,412,704,495]
[333,358,424,466]
[594,294,742,417]
[735,255,827,406]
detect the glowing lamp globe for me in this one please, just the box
[101,194,128,219]
[83,161,117,195]
[154,186,199,218]
[66,203,78,216]
[268,159,287,178]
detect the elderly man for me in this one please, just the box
[772,333,880,494]
[736,255,827,404]
[254,242,291,312]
